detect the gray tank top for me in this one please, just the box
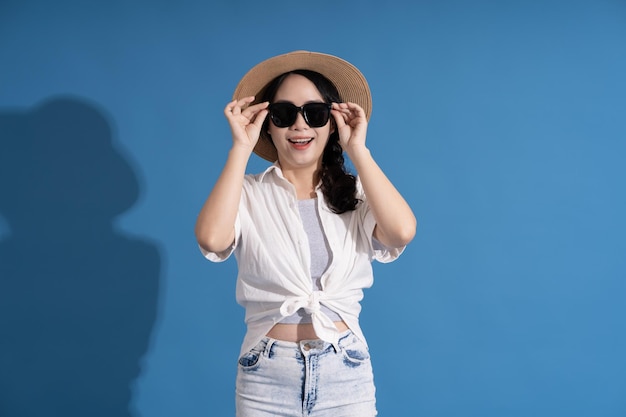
[280,198,343,324]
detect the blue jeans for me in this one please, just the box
[236,330,377,417]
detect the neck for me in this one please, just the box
[278,163,320,200]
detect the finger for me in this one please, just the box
[227,96,256,116]
[242,101,269,121]
[333,104,358,121]
[331,109,347,128]
[236,96,256,108]
[224,100,238,117]
[345,102,364,112]
[336,102,363,114]
[251,109,269,128]
[339,103,367,126]
[239,98,255,114]
[334,105,354,121]
[331,102,350,112]
[244,100,269,113]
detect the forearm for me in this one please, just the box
[347,146,417,248]
[194,146,252,253]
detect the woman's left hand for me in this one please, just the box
[332,103,416,249]
[331,102,368,153]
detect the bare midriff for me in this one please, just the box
[266,321,349,342]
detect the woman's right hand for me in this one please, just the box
[195,97,269,254]
[224,97,269,154]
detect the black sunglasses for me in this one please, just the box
[268,102,332,128]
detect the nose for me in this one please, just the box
[291,110,308,129]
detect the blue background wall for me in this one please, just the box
[1,0,625,416]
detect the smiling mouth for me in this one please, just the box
[288,138,313,145]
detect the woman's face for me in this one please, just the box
[267,74,333,172]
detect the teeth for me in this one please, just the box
[289,138,313,144]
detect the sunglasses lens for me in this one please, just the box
[269,103,331,128]
[269,103,297,128]
[303,103,331,127]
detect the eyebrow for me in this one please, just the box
[272,100,327,104]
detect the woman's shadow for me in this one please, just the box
[0,97,161,417]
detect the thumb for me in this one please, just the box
[331,109,346,129]
[252,109,269,129]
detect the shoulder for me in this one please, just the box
[241,165,292,206]
[244,163,281,186]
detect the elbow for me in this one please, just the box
[377,216,417,248]
[394,220,417,247]
[196,236,230,255]
[195,226,233,255]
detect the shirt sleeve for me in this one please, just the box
[356,177,406,263]
[198,212,241,262]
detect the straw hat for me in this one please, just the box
[232,50,372,162]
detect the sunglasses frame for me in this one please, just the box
[268,102,333,128]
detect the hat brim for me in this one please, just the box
[232,51,372,162]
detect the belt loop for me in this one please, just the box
[263,338,275,357]
[333,329,351,353]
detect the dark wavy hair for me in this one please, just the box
[261,69,359,213]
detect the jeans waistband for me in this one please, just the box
[261,329,354,358]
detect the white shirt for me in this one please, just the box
[201,164,404,356]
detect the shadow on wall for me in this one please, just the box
[0,97,161,417]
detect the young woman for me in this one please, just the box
[195,51,416,417]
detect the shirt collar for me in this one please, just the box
[257,162,282,183]
[257,162,324,198]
